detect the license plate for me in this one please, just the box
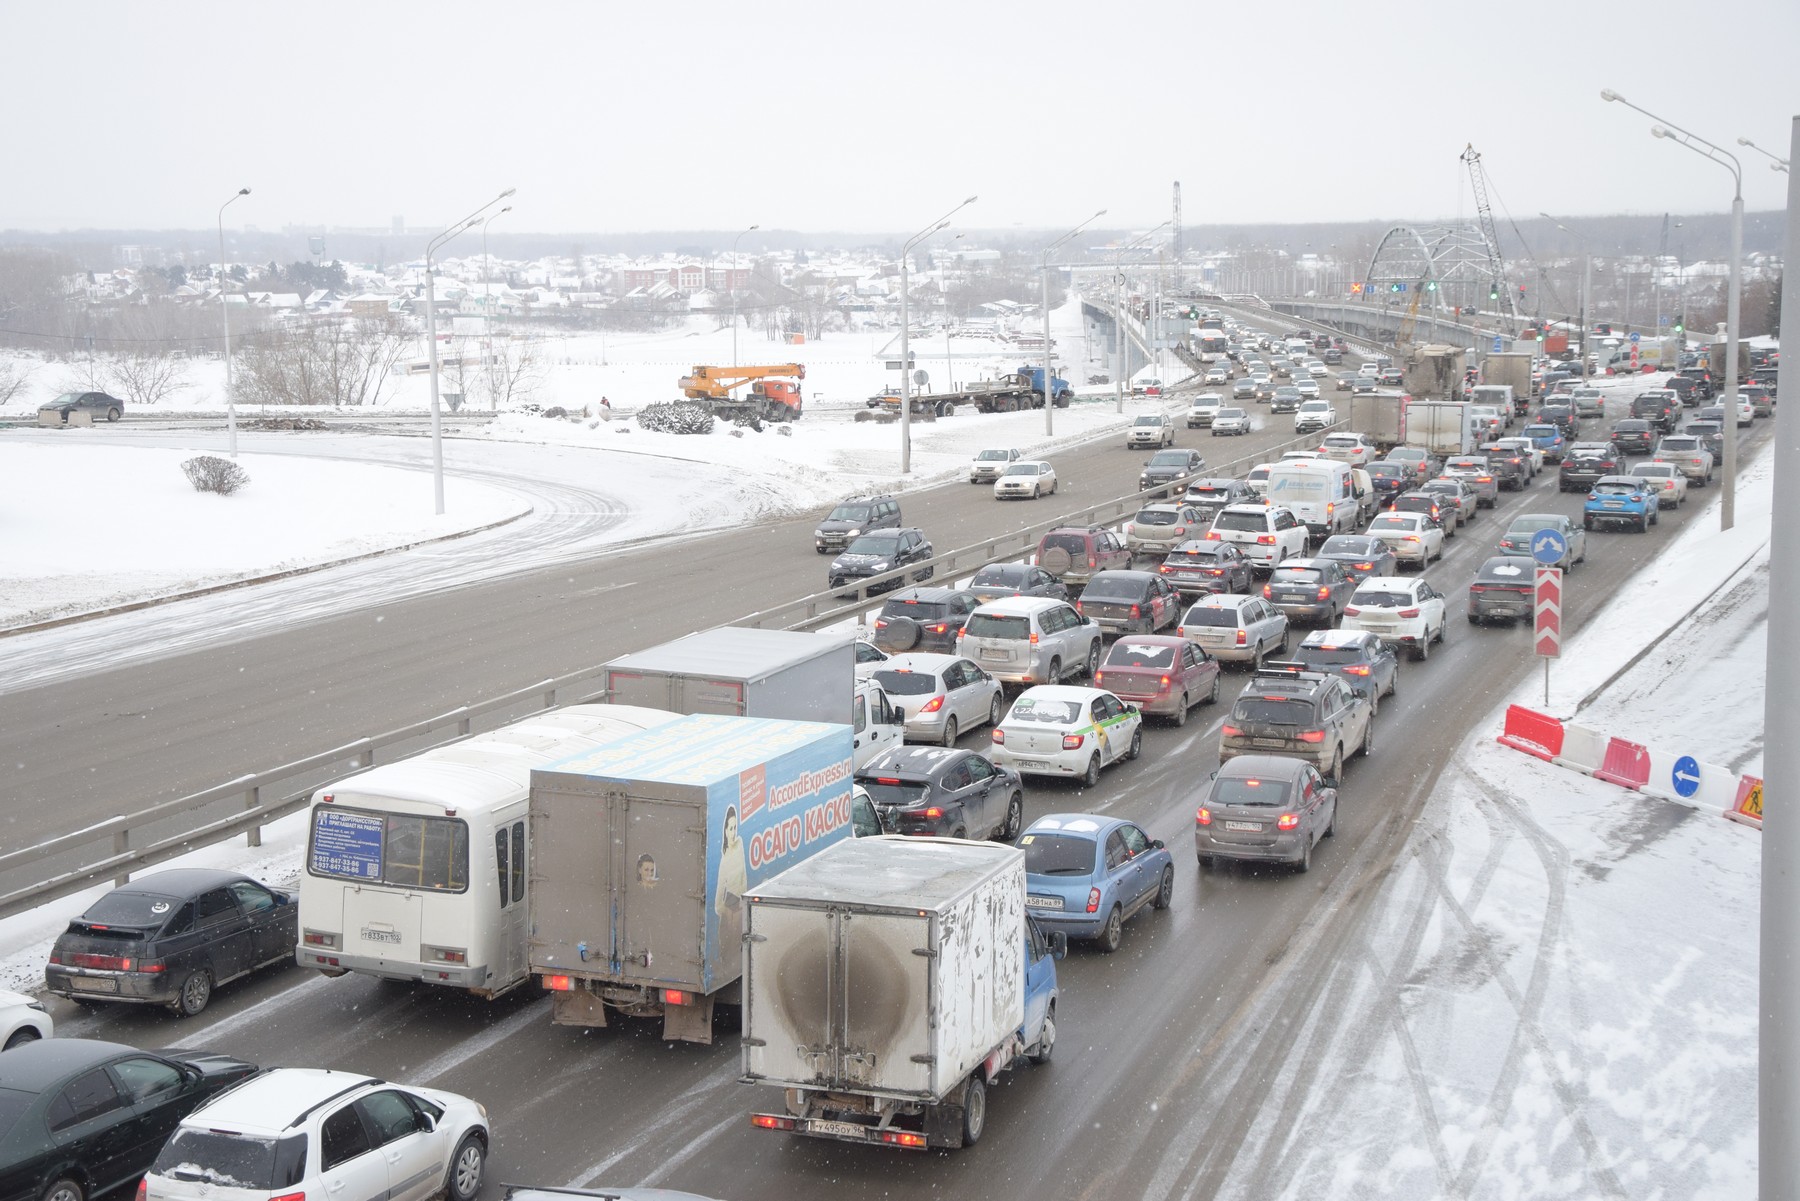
[981,649,1007,661]
[1018,759,1050,771]
[1224,820,1262,832]
[1490,606,1521,616]
[69,977,118,993]
[361,927,403,944]
[1025,895,1065,909]
[807,1119,870,1139]
[1603,502,1622,509]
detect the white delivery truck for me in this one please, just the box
[531,713,857,1042]
[602,626,900,769]
[1403,399,1476,456]
[297,703,681,996]
[1263,458,1359,541]
[742,836,1063,1150]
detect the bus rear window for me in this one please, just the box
[309,806,470,893]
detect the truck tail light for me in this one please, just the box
[1277,813,1301,831]
[1196,806,1213,825]
[664,989,690,1006]
[1062,733,1085,750]
[752,1114,797,1132]
[1085,887,1102,914]
[881,1130,928,1148]
[543,975,573,991]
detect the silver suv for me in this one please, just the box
[957,596,1102,687]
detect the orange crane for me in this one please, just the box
[678,364,806,424]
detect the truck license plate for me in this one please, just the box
[69,976,118,993]
[1224,820,1262,832]
[361,927,403,944]
[807,1119,871,1140]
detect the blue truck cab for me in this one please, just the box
[1019,365,1073,408]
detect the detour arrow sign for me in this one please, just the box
[1535,566,1562,659]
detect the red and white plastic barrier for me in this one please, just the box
[1495,705,1762,829]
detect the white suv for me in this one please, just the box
[1206,503,1309,573]
[958,595,1103,687]
[146,1070,490,1201]
[1340,576,1449,661]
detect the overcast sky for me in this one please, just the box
[7,0,1795,239]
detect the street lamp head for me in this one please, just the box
[1650,125,1669,139]
[1600,88,1621,103]
[498,187,517,200]
[963,195,978,204]
[499,205,512,215]
[237,188,250,196]
[748,223,760,231]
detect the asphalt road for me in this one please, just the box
[30,372,1769,1200]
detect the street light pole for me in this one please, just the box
[1541,212,1590,370]
[217,188,250,456]
[426,186,516,515]
[481,205,511,409]
[1602,89,1743,531]
[731,223,759,369]
[1738,135,1792,173]
[1762,112,1800,1201]
[898,195,977,475]
[1042,209,1107,437]
[1113,221,1171,414]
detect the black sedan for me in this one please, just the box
[1609,418,1657,457]
[0,1039,258,1201]
[855,746,1023,842]
[45,868,296,1016]
[1467,555,1537,625]
[1139,449,1207,497]
[965,562,1069,606]
[1362,462,1413,509]
[1312,535,1399,585]
[36,392,125,425]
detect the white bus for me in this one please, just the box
[1195,330,1230,362]
[297,703,681,997]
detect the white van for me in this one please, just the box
[1263,458,1358,540]
[297,703,681,997]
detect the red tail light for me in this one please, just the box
[1221,724,1243,737]
[1261,584,1273,598]
[1062,733,1085,750]
[1470,584,1487,592]
[544,974,573,991]
[1343,665,1371,676]
[1277,813,1301,831]
[1204,531,1222,540]
[991,728,1005,743]
[919,696,944,713]
[753,1114,797,1131]
[1094,671,1105,685]
[931,623,948,634]
[1088,556,1098,569]
[881,1130,927,1148]
[1130,603,1142,618]
[1256,534,1276,545]
[1075,600,1083,614]
[1085,887,1102,914]
[1353,562,1372,571]
[1316,587,1330,600]
[1399,607,1420,618]
[924,807,944,819]
[1344,605,1361,616]
[1159,564,1173,573]
[1196,806,1213,825]
[1158,674,1172,692]
[1296,730,1326,743]
[1208,567,1224,576]
[663,989,690,1006]
[1236,629,1248,646]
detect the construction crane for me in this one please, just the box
[678,363,806,424]
[1460,144,1517,318]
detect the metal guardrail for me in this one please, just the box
[2,420,1331,920]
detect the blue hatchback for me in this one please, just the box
[1521,423,1565,464]
[1020,814,1174,952]
[1584,475,1659,533]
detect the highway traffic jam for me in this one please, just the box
[1,309,1771,1201]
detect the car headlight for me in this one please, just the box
[847,528,862,537]
[869,561,889,571]
[814,528,825,537]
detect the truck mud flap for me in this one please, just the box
[923,1097,967,1149]
[551,989,609,1028]
[662,993,716,1044]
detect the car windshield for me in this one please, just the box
[1293,646,1366,667]
[1631,464,1676,478]
[1105,641,1177,669]
[964,613,1030,639]
[975,450,1011,461]
[80,889,185,928]
[1182,606,1239,628]
[1213,511,1267,532]
[1592,482,1638,495]
[970,565,1029,588]
[871,670,939,697]
[1234,696,1314,725]
[1022,833,1097,876]
[1523,426,1557,438]
[1478,560,1530,582]
[1165,548,1223,566]
[1318,536,1375,556]
[860,777,930,805]
[827,505,873,522]
[1081,576,1144,600]
[1301,402,1329,412]
[1368,515,1416,531]
[1270,567,1322,584]
[1001,463,1039,477]
[1007,697,1080,724]
[1134,416,1163,427]
[1134,508,1180,526]
[881,598,949,619]
[1218,408,1247,420]
[1661,438,1700,451]
[845,535,901,555]
[1507,516,1557,534]
[1149,451,1189,466]
[152,1130,308,1191]
[1350,586,1409,608]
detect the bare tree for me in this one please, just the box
[236,315,416,406]
[103,350,191,406]
[0,357,36,406]
[482,335,540,409]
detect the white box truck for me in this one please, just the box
[1403,399,1476,456]
[742,837,1063,1150]
[601,626,900,769]
[530,713,858,1042]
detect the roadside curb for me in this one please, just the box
[0,507,533,639]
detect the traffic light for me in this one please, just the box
[1489,284,1500,300]
[1389,282,1404,293]
[1674,319,1684,333]
[1518,284,1527,296]
[1536,329,1545,342]
[1425,281,1438,291]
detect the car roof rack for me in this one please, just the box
[1251,662,1331,682]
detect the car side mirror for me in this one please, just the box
[1152,838,1165,850]
[1048,931,1069,960]
[416,1111,437,1134]
[1321,777,1341,791]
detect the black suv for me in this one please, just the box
[1630,392,1679,433]
[1476,444,1529,490]
[814,494,900,554]
[1666,375,1705,406]
[1218,663,1375,780]
[1677,367,1716,400]
[1610,418,1657,456]
[872,587,981,653]
[828,527,934,594]
[1558,444,1621,492]
[1535,402,1579,438]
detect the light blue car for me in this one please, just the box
[1020,813,1175,952]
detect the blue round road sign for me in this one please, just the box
[1672,755,1701,798]
[1629,331,1641,343]
[1531,528,1568,566]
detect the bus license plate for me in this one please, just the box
[361,927,403,944]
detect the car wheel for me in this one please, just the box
[1126,727,1142,761]
[106,407,121,423]
[940,717,958,748]
[1047,655,1063,684]
[1207,673,1221,704]
[1435,618,1447,645]
[41,1179,83,1201]
[962,1074,988,1145]
[447,1134,486,1201]
[1098,905,1124,953]
[1584,516,1594,531]
[1081,755,1101,789]
[1031,484,1040,499]
[176,967,213,1016]
[1368,688,1380,718]
[952,826,968,841]
[1197,853,1214,870]
[998,792,1023,841]
[1153,865,1174,911]
[1362,719,1375,757]
[1084,643,1100,679]
[988,695,1003,727]
[4,1027,41,1049]
[1297,833,1313,873]
[1325,797,1338,838]
[1172,694,1188,727]
[1028,1004,1056,1064]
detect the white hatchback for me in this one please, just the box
[989,685,1143,788]
[1364,511,1444,566]
[1628,461,1689,508]
[869,653,1004,747]
[146,1069,490,1201]
[1340,576,1449,661]
[995,460,1058,499]
[0,988,52,1049]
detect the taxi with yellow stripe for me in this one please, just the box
[988,685,1143,789]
